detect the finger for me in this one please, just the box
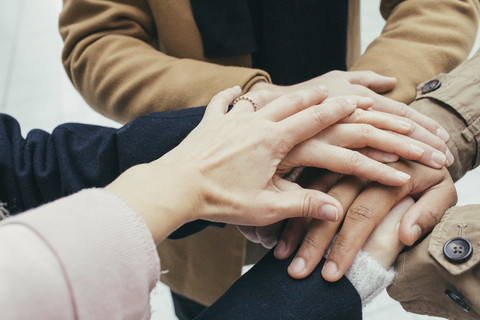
[237,225,261,243]
[319,123,448,168]
[342,109,449,158]
[278,97,357,147]
[368,96,450,142]
[281,142,411,186]
[361,196,414,269]
[288,176,367,279]
[254,221,284,249]
[340,108,411,134]
[230,90,282,114]
[356,148,399,162]
[259,85,329,121]
[204,86,242,117]
[322,183,406,282]
[275,171,341,260]
[324,95,374,111]
[345,71,397,93]
[398,179,457,246]
[274,217,312,260]
[384,131,448,169]
[262,187,344,225]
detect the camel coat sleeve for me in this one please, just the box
[350,0,480,104]
[59,0,270,124]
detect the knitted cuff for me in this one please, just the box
[345,251,395,306]
[324,237,395,306]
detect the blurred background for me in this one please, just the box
[1,0,478,319]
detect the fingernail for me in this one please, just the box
[410,144,424,155]
[346,97,357,107]
[275,240,286,255]
[289,257,306,274]
[232,85,241,91]
[384,153,398,162]
[446,148,454,166]
[437,128,449,142]
[395,170,410,181]
[397,119,411,129]
[432,151,446,167]
[321,204,338,222]
[322,261,338,277]
[365,97,374,104]
[411,224,422,241]
[317,85,328,93]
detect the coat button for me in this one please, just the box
[443,237,473,264]
[445,289,471,312]
[422,79,441,93]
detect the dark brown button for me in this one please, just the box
[422,80,441,93]
[445,289,470,312]
[443,237,473,264]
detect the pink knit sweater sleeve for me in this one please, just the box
[0,189,160,320]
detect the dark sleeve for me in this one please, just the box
[195,248,362,320]
[0,107,223,238]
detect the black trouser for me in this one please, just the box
[171,291,207,320]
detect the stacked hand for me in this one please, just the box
[240,70,457,282]
[105,85,433,246]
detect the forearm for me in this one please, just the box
[0,189,159,320]
[60,0,269,123]
[350,0,480,104]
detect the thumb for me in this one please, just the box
[267,188,344,223]
[347,71,397,93]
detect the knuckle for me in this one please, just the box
[301,192,318,218]
[347,203,375,223]
[358,123,375,137]
[329,238,351,259]
[346,151,367,176]
[285,92,304,110]
[301,233,324,254]
[422,206,442,227]
[308,105,329,125]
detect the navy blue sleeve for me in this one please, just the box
[195,248,362,320]
[0,107,223,238]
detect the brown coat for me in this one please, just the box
[60,0,480,306]
[388,49,480,319]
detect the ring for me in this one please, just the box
[233,95,258,111]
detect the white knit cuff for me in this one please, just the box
[324,236,395,306]
[345,250,395,306]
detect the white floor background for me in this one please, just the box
[1,0,479,319]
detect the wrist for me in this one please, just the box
[105,164,198,244]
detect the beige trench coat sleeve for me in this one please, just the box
[388,205,480,319]
[59,0,270,124]
[388,50,480,319]
[350,0,480,104]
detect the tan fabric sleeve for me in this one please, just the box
[410,49,480,182]
[388,204,480,319]
[350,0,480,104]
[60,0,270,123]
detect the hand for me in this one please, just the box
[249,70,453,163]
[360,196,413,269]
[237,106,451,249]
[107,86,413,244]
[275,160,456,281]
